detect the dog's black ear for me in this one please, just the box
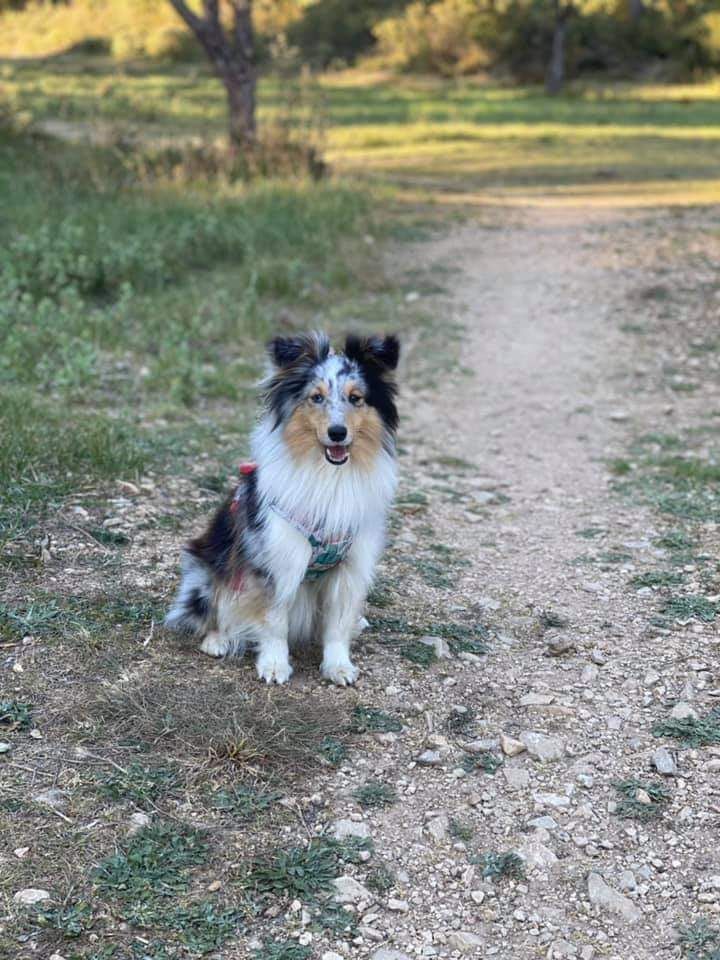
[268,336,305,368]
[345,334,400,372]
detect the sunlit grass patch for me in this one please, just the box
[98,762,181,808]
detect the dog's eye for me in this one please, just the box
[310,393,324,404]
[349,394,364,406]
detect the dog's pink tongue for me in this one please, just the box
[328,445,347,460]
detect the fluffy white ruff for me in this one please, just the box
[251,416,397,538]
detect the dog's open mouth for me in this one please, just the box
[325,444,349,465]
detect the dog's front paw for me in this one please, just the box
[256,651,293,685]
[200,631,229,658]
[321,657,359,687]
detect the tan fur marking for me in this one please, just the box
[347,404,384,472]
[285,405,326,464]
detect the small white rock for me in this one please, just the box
[14,888,51,906]
[333,876,372,904]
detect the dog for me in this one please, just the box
[165,331,399,686]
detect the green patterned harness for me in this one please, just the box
[270,503,354,581]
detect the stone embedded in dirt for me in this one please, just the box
[322,952,344,960]
[549,941,578,958]
[447,930,483,953]
[581,664,599,684]
[387,897,409,912]
[333,819,371,841]
[0,742,11,754]
[528,815,557,831]
[521,731,565,761]
[416,750,442,766]
[425,813,450,842]
[609,410,630,422]
[635,788,652,805]
[370,950,412,960]
[520,693,555,707]
[652,747,678,777]
[127,812,151,835]
[464,738,500,754]
[671,702,698,720]
[503,765,530,791]
[534,791,571,809]
[587,872,641,924]
[590,648,608,666]
[418,635,451,658]
[500,734,527,757]
[33,789,67,810]
[518,830,558,872]
[333,876,372,904]
[545,632,576,656]
[619,870,637,892]
[14,888,51,906]
[14,847,29,859]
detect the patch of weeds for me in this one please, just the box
[0,698,32,730]
[462,752,503,775]
[396,490,428,509]
[313,900,358,936]
[353,780,397,808]
[0,598,62,639]
[654,530,695,551]
[167,901,243,954]
[88,526,130,546]
[678,918,720,959]
[93,822,209,901]
[208,784,281,822]
[614,779,670,821]
[243,838,366,900]
[630,570,684,588]
[653,710,720,747]
[253,942,312,960]
[349,705,402,734]
[365,864,395,894]
[662,595,718,622]
[242,836,370,900]
[99,762,180,808]
[449,818,474,842]
[575,526,606,539]
[538,609,569,630]
[446,707,475,734]
[400,641,437,667]
[477,851,525,881]
[367,579,394,608]
[608,458,633,476]
[319,736,347,766]
[37,900,93,938]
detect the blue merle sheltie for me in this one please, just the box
[165,331,399,685]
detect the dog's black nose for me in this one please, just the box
[328,425,347,442]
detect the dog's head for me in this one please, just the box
[263,331,399,468]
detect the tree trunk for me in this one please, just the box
[225,69,257,149]
[167,0,257,151]
[546,3,568,95]
[628,0,644,22]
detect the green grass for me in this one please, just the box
[253,943,312,960]
[477,851,525,881]
[0,699,33,730]
[98,762,180,807]
[353,780,397,808]
[349,705,403,734]
[630,571,685,588]
[208,785,282,821]
[613,779,670,821]
[653,711,720,748]
[679,919,720,960]
[241,837,371,900]
[462,751,503,775]
[662,595,718,622]
[400,640,437,667]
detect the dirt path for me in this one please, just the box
[310,202,719,960]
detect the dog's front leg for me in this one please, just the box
[320,567,365,686]
[255,603,292,684]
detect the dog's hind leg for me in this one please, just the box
[165,550,212,634]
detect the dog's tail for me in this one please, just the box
[164,550,213,634]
